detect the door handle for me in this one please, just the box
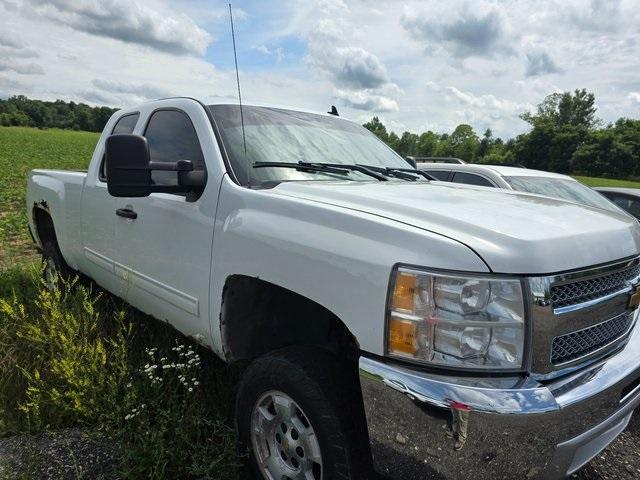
[116,208,138,219]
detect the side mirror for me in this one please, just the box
[106,134,152,197]
[105,134,206,198]
[405,156,418,169]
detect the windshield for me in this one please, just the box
[209,105,412,186]
[504,176,622,214]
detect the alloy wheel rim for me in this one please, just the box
[251,390,323,480]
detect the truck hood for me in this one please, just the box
[272,181,640,274]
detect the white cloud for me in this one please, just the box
[445,86,531,114]
[310,46,390,90]
[303,9,400,112]
[23,0,212,55]
[91,79,173,100]
[334,88,399,112]
[254,44,284,63]
[0,31,23,49]
[0,59,44,75]
[629,92,640,104]
[401,5,515,58]
[255,45,270,55]
[564,0,624,32]
[525,52,563,77]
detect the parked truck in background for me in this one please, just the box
[27,97,640,480]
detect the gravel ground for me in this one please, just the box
[0,428,117,480]
[572,410,640,479]
[1,413,639,479]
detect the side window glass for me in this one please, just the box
[451,172,494,188]
[607,194,640,218]
[608,194,630,209]
[144,110,205,186]
[100,113,140,181]
[112,113,139,134]
[628,199,640,219]
[427,170,450,181]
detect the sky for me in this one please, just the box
[1,0,639,138]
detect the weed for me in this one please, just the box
[0,272,130,434]
[110,345,238,479]
[0,268,239,479]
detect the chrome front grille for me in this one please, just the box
[550,263,640,309]
[551,311,634,365]
[529,257,640,375]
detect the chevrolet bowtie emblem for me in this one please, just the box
[628,286,640,310]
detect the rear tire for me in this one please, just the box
[235,346,371,480]
[41,240,72,291]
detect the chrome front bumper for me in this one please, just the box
[359,320,640,480]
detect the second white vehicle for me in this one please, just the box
[417,162,624,215]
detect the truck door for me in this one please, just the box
[81,113,139,293]
[112,106,216,340]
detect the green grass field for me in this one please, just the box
[0,127,99,268]
[573,175,640,188]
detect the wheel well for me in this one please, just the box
[221,275,360,365]
[33,205,57,247]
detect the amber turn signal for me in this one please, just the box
[391,271,417,313]
[388,317,418,355]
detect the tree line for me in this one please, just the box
[0,95,117,132]
[1,91,638,178]
[364,89,640,179]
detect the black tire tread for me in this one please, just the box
[236,346,371,480]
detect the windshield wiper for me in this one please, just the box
[253,161,349,176]
[357,164,435,181]
[253,161,388,181]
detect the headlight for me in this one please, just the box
[387,267,525,370]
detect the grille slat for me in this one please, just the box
[551,312,633,365]
[550,263,640,309]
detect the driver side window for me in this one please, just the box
[144,110,205,186]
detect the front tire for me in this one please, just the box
[41,240,72,291]
[236,346,371,480]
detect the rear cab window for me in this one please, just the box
[99,112,140,181]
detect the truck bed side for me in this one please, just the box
[27,169,87,270]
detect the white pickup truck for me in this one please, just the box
[27,97,640,480]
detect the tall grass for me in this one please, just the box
[0,266,239,479]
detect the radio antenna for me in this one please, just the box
[229,3,249,185]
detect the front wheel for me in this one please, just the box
[41,240,72,291]
[236,346,371,480]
